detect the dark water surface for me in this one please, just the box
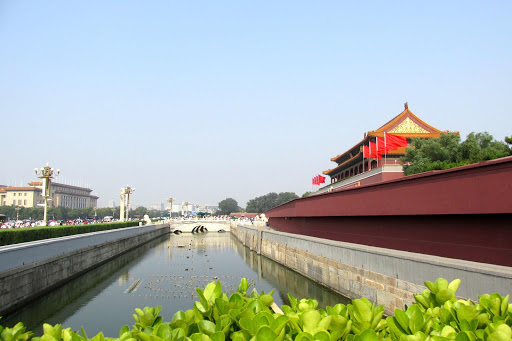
[3,233,348,336]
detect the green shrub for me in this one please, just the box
[0,221,142,246]
[3,278,511,341]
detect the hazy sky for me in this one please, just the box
[1,1,511,208]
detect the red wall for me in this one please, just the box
[268,157,512,218]
[266,157,512,266]
[268,214,512,266]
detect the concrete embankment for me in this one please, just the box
[231,223,512,315]
[0,223,169,316]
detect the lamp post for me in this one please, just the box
[111,207,115,219]
[167,197,174,219]
[123,185,135,221]
[15,206,21,221]
[182,201,189,217]
[34,163,60,226]
[119,188,126,222]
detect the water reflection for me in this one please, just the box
[232,237,350,307]
[2,234,170,334]
[2,233,348,337]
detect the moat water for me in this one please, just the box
[3,233,349,336]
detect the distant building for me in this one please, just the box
[204,205,218,214]
[0,181,98,208]
[322,104,458,184]
[0,181,99,209]
[30,181,98,209]
[149,203,164,211]
[108,198,116,208]
[0,186,43,207]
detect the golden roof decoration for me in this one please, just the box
[388,117,430,134]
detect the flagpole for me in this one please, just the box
[369,140,371,171]
[362,143,365,174]
[375,136,378,168]
[384,132,387,167]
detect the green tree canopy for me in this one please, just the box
[246,192,299,213]
[275,192,299,206]
[217,198,240,215]
[132,206,148,217]
[401,132,511,176]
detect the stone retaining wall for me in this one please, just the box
[231,224,512,315]
[0,224,170,316]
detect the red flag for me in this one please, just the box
[377,137,386,153]
[363,145,370,158]
[369,142,383,159]
[385,133,408,149]
[313,175,326,185]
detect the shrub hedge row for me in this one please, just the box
[0,221,142,246]
[2,278,510,341]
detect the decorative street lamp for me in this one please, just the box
[119,188,126,222]
[122,185,135,221]
[34,163,60,226]
[15,206,21,221]
[182,201,189,216]
[167,197,174,219]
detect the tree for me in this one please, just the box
[302,191,312,198]
[246,192,299,213]
[217,198,240,215]
[275,192,299,206]
[132,206,148,217]
[97,207,118,219]
[401,132,511,176]
[246,193,277,213]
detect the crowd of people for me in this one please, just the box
[0,213,267,229]
[0,217,126,229]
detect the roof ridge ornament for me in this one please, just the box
[404,102,408,110]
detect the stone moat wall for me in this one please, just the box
[231,223,512,315]
[0,224,170,316]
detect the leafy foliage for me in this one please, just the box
[0,221,141,246]
[245,192,299,213]
[3,277,511,341]
[217,199,241,215]
[401,132,511,176]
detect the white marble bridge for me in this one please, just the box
[168,219,231,233]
